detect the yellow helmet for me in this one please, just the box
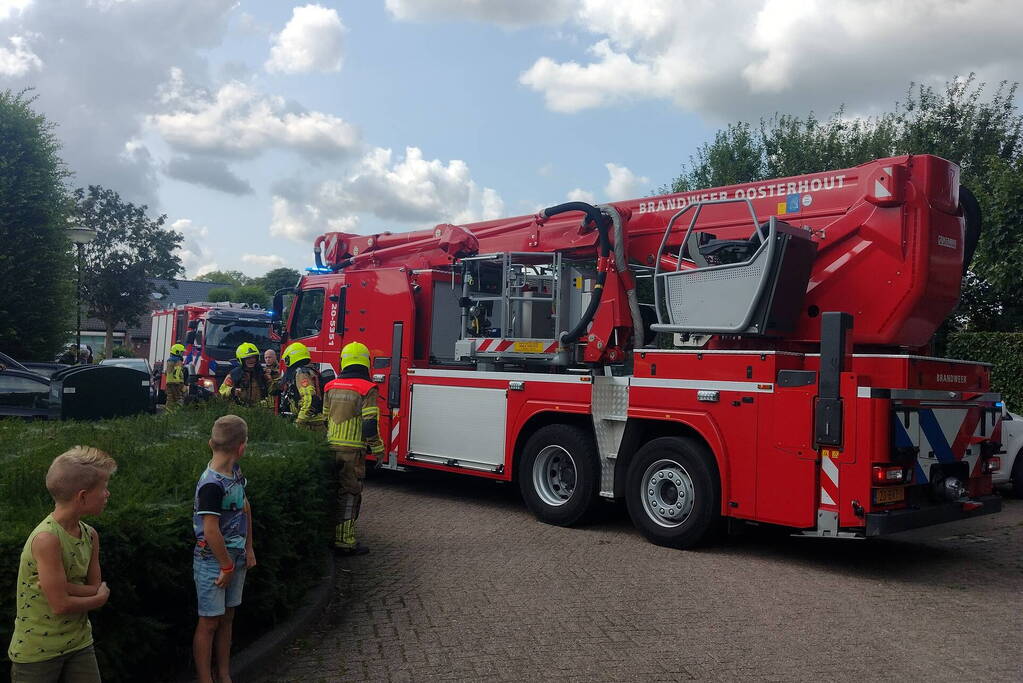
[236,342,260,362]
[282,342,311,367]
[170,343,185,356]
[340,341,370,369]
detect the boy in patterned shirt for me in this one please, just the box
[192,415,255,683]
[8,447,116,682]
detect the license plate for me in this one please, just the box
[514,341,545,353]
[874,487,905,505]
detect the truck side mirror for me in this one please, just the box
[272,287,295,339]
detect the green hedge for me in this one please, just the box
[947,332,1023,410]
[0,405,332,682]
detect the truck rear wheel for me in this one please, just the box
[625,436,721,549]
[519,424,600,527]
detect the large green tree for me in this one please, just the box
[254,267,301,297]
[74,186,183,356]
[0,90,73,360]
[668,76,1023,331]
[195,270,250,287]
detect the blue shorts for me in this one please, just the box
[193,545,247,617]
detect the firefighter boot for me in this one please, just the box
[334,519,369,555]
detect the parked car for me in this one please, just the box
[99,357,158,411]
[21,362,69,378]
[0,365,59,419]
[995,403,1023,496]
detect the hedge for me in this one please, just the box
[0,405,332,682]
[947,332,1023,410]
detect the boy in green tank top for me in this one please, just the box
[8,446,117,682]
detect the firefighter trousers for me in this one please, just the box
[165,383,185,410]
[332,446,365,522]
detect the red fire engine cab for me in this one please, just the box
[272,154,1003,548]
[150,302,275,395]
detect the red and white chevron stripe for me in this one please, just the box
[820,454,840,509]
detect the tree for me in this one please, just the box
[206,284,270,309]
[254,267,302,297]
[0,90,73,360]
[74,185,183,357]
[196,270,250,287]
[667,76,1023,331]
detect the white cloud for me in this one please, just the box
[266,4,345,74]
[604,162,648,201]
[0,0,238,205]
[515,0,1023,119]
[566,188,595,203]
[0,1,32,23]
[270,146,503,242]
[171,218,218,278]
[385,0,575,27]
[151,68,360,159]
[0,34,40,76]
[241,253,287,270]
[163,155,253,195]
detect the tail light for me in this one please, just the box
[983,456,1001,474]
[872,464,913,485]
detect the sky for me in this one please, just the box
[2,0,1022,278]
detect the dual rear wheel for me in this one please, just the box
[518,425,720,549]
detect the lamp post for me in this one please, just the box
[68,225,97,363]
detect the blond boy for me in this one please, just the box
[8,447,116,682]
[192,415,255,683]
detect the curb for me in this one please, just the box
[233,553,339,682]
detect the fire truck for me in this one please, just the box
[149,302,275,396]
[271,154,1003,548]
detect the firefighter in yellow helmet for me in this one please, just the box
[280,342,326,431]
[164,343,187,410]
[323,341,384,554]
[218,342,273,406]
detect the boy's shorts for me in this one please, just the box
[193,545,248,617]
[10,644,100,683]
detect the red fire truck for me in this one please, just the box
[272,154,1003,548]
[149,302,275,396]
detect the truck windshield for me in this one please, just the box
[204,321,273,360]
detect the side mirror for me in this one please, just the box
[272,287,295,339]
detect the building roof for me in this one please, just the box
[81,278,231,337]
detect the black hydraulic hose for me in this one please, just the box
[540,202,611,343]
[960,186,982,276]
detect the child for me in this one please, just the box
[192,415,256,683]
[8,446,116,682]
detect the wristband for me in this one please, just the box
[220,563,235,573]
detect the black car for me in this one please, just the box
[0,366,58,419]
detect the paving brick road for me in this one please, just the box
[266,470,1023,682]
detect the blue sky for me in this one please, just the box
[2,1,1020,278]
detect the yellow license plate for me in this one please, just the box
[874,487,905,505]
[513,341,545,353]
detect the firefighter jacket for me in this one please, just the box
[219,364,271,406]
[165,354,185,385]
[323,374,384,455]
[283,363,325,425]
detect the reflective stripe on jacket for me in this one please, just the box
[323,377,384,453]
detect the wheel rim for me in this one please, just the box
[532,445,577,506]
[640,458,695,528]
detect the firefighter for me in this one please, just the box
[280,342,326,431]
[218,342,272,406]
[323,341,384,554]
[164,343,187,410]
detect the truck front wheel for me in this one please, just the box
[519,424,600,527]
[625,436,721,549]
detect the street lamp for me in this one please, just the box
[68,224,97,363]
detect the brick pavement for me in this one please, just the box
[266,470,1023,682]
